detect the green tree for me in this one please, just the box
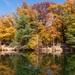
[62,14,75,45]
[13,14,34,49]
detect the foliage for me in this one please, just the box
[0,64,14,75]
[32,2,55,22]
[0,0,75,47]
[0,1,75,75]
[13,14,34,49]
[64,14,75,44]
[0,14,16,44]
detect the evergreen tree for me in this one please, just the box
[13,14,34,49]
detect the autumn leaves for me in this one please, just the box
[0,0,75,49]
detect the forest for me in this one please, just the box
[0,0,75,75]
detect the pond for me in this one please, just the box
[0,50,75,75]
[38,53,75,75]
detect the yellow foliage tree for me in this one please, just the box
[0,14,16,44]
[17,2,37,26]
[28,35,38,49]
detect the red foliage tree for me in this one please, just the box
[32,2,55,22]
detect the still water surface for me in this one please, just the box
[0,50,75,75]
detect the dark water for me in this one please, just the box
[0,51,75,75]
[39,53,75,75]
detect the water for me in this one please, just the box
[0,51,75,75]
[39,53,75,75]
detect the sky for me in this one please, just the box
[0,0,66,16]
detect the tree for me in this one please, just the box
[47,1,75,43]
[63,14,75,44]
[32,2,55,22]
[0,14,16,45]
[16,2,50,47]
[17,2,37,27]
[13,14,34,49]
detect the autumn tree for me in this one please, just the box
[46,4,64,43]
[32,2,55,23]
[14,1,75,47]
[0,14,16,45]
[13,13,35,49]
[47,1,75,43]
[17,2,37,27]
[62,14,75,45]
[61,1,75,43]
[16,2,50,47]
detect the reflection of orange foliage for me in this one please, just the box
[51,64,62,75]
[0,65,14,75]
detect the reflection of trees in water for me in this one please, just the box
[38,54,62,75]
[37,52,75,75]
[60,53,75,75]
[0,52,75,75]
